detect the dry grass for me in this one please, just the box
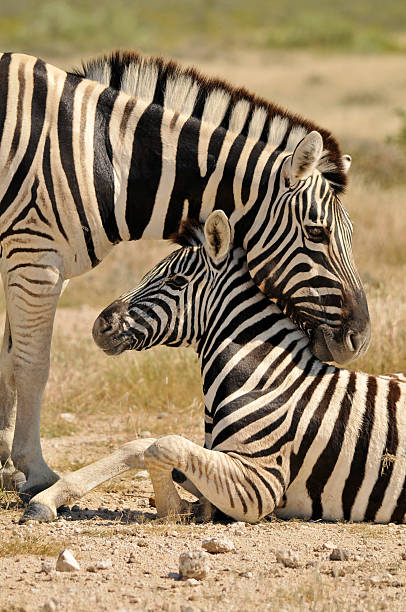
[0,535,67,558]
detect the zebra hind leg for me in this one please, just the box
[145,435,280,523]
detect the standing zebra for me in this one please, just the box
[0,51,369,499]
[22,212,405,524]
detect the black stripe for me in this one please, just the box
[341,376,377,520]
[43,135,68,241]
[58,72,99,266]
[307,371,356,520]
[93,87,121,244]
[0,59,47,218]
[125,104,163,239]
[365,380,400,521]
[0,53,11,147]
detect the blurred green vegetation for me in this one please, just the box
[0,0,405,58]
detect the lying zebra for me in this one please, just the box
[21,211,406,524]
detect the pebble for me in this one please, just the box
[87,560,113,572]
[137,539,148,547]
[202,537,235,554]
[323,540,337,550]
[239,571,253,578]
[56,550,80,572]
[329,548,349,561]
[275,550,301,569]
[179,550,210,580]
[42,599,58,612]
[127,552,137,563]
[71,505,80,512]
[139,431,152,438]
[40,561,53,575]
[134,470,149,479]
[401,552,406,560]
[184,578,200,587]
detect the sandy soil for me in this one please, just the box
[2,459,406,612]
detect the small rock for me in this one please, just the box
[329,548,349,561]
[229,521,246,530]
[139,431,152,438]
[56,550,80,572]
[134,470,149,479]
[127,552,137,563]
[42,599,58,612]
[40,561,53,575]
[202,537,235,554]
[401,552,406,561]
[323,540,337,550]
[181,605,199,612]
[60,412,76,423]
[184,578,200,587]
[179,550,210,580]
[137,539,148,547]
[275,550,301,569]
[87,560,112,572]
[239,571,253,578]
[71,505,80,512]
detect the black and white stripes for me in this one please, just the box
[0,50,368,498]
[91,213,406,523]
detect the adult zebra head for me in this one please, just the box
[241,132,370,365]
[93,206,368,366]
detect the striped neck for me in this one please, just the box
[196,249,331,417]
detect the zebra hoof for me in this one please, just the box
[19,502,56,524]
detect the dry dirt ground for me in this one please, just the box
[1,49,406,612]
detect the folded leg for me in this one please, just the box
[145,435,283,523]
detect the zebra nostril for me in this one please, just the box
[92,315,112,341]
[345,330,363,354]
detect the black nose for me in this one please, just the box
[92,314,111,340]
[92,300,128,344]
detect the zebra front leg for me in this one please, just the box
[21,438,156,522]
[145,435,283,523]
[5,259,66,500]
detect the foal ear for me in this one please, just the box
[204,210,231,261]
[290,130,323,182]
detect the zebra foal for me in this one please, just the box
[0,50,369,499]
[22,211,405,524]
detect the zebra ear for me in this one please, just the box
[342,154,352,174]
[290,130,323,182]
[204,210,231,261]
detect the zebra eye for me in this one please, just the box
[166,275,188,289]
[306,226,328,243]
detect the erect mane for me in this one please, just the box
[73,50,346,193]
[170,218,204,248]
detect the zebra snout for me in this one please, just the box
[92,301,128,349]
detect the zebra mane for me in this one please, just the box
[170,218,204,248]
[73,50,347,193]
